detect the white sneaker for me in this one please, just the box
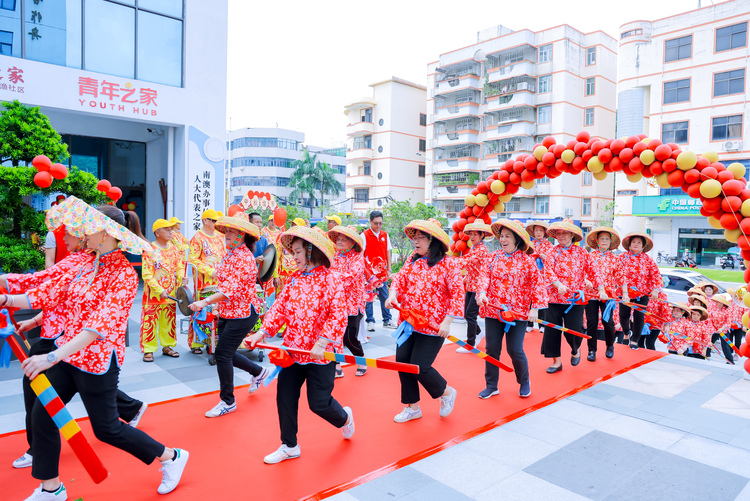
[264,444,301,464]
[393,406,422,423]
[128,402,148,428]
[439,386,457,418]
[248,367,270,393]
[475,332,485,345]
[205,400,236,418]
[157,449,189,494]
[342,406,355,439]
[13,452,33,468]
[24,483,66,500]
[382,320,397,329]
[366,322,375,332]
[456,346,472,354]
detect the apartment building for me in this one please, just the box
[344,77,426,215]
[616,0,750,264]
[426,24,618,232]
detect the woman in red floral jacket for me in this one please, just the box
[476,219,545,399]
[456,222,491,352]
[639,291,672,350]
[385,219,464,424]
[619,233,662,350]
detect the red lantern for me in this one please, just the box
[49,163,68,180]
[273,207,287,226]
[97,179,112,192]
[56,194,66,201]
[34,171,52,188]
[107,186,122,201]
[32,155,52,172]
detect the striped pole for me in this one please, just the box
[620,301,672,325]
[534,319,591,339]
[717,331,743,358]
[446,335,514,372]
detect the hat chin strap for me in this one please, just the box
[227,232,245,251]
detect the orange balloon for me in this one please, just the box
[273,207,287,227]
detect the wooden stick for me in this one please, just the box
[446,335,514,372]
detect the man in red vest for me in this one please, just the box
[362,210,395,330]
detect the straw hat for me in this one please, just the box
[547,219,583,243]
[586,226,621,251]
[215,212,260,241]
[280,225,335,267]
[464,222,493,238]
[201,209,220,220]
[325,215,342,226]
[671,301,691,316]
[698,282,718,293]
[490,218,534,254]
[404,218,450,251]
[689,295,709,309]
[689,305,709,321]
[711,293,732,307]
[49,196,152,256]
[621,232,654,253]
[525,220,549,236]
[686,287,707,298]
[328,225,363,253]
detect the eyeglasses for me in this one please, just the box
[371,221,383,226]
[207,219,217,223]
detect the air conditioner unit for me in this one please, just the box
[724,141,740,151]
[564,208,574,218]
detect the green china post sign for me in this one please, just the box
[632,195,701,217]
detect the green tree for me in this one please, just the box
[288,149,343,217]
[313,162,342,217]
[0,100,69,166]
[380,200,448,269]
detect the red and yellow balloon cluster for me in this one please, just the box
[121,201,137,211]
[31,155,68,188]
[95,179,122,204]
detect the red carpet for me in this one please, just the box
[1,331,664,501]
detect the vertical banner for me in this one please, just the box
[187,127,225,240]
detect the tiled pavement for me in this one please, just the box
[3,293,750,500]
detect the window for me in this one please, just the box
[617,190,637,196]
[354,189,369,203]
[418,164,426,177]
[582,198,591,216]
[538,105,551,124]
[419,139,426,152]
[0,0,14,11]
[621,29,642,39]
[362,108,372,123]
[538,74,551,93]
[663,79,690,104]
[716,22,748,52]
[230,137,298,150]
[537,176,549,185]
[137,10,183,86]
[662,121,689,144]
[0,30,11,56]
[584,108,594,126]
[535,196,549,214]
[582,171,592,186]
[363,161,371,176]
[538,44,552,63]
[664,275,693,293]
[586,47,596,65]
[420,113,427,126]
[665,35,692,62]
[585,77,595,96]
[714,69,745,97]
[712,115,743,141]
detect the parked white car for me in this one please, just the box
[659,267,726,304]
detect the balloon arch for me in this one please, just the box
[450,131,750,334]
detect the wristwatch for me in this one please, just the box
[46,352,57,364]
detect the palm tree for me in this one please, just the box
[288,149,343,216]
[313,162,343,217]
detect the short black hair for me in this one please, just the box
[248,212,262,222]
[369,211,383,221]
[244,233,257,252]
[629,236,646,247]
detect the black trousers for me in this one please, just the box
[276,361,347,447]
[541,303,584,358]
[464,291,481,346]
[585,300,615,352]
[620,295,649,343]
[22,338,142,455]
[31,359,165,480]
[396,332,447,404]
[343,313,365,357]
[721,328,744,364]
[216,314,262,405]
[637,329,660,350]
[485,317,528,388]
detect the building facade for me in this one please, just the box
[227,127,348,213]
[615,0,750,264]
[344,77,426,215]
[0,0,228,238]
[426,24,618,233]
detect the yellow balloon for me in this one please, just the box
[490,179,506,194]
[701,151,719,164]
[626,173,643,183]
[465,194,476,207]
[729,162,747,180]
[494,202,505,213]
[743,311,749,329]
[534,146,548,161]
[499,194,513,203]
[593,170,608,181]
[639,149,655,166]
[467,239,474,248]
[475,193,489,207]
[561,149,576,163]
[708,216,723,229]
[521,180,535,189]
[741,199,750,217]
[641,138,651,144]
[656,172,671,188]
[676,151,697,171]
[725,228,741,243]
[699,179,722,198]
[587,157,604,173]
[744,293,750,308]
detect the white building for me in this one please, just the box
[344,77,426,215]
[426,24,617,233]
[0,0,228,238]
[616,0,750,264]
[227,128,348,214]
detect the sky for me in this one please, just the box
[226,0,731,147]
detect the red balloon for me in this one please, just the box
[455,240,467,252]
[744,358,750,375]
[650,161,663,176]
[654,144,672,161]
[552,144,566,158]
[629,158,644,173]
[696,158,710,170]
[509,172,521,185]
[619,148,635,163]
[741,218,750,235]
[718,170,735,184]
[513,161,525,173]
[471,188,479,196]
[667,170,685,187]
[498,170,510,182]
[554,159,568,173]
[684,169,701,184]
[609,157,624,172]
[542,152,556,166]
[722,196,742,213]
[591,141,605,155]
[637,133,648,139]
[573,142,588,156]
[571,157,585,171]
[633,142,648,156]
[566,139,577,149]
[700,207,713,218]
[466,216,476,224]
[457,218,468,231]
[724,179,745,197]
[576,131,591,143]
[56,194,65,201]
[472,205,484,216]
[703,197,722,212]
[740,189,750,201]
[32,155,52,172]
[667,142,681,151]
[33,171,52,188]
[521,169,535,183]
[610,139,626,155]
[506,183,520,194]
[542,136,556,148]
[714,162,727,172]
[720,212,740,230]
[107,186,122,201]
[701,166,718,180]
[625,136,640,149]
[523,156,537,170]
[671,149,682,160]
[481,213,492,224]
[598,148,613,163]
[477,181,489,193]
[582,150,594,163]
[97,179,112,192]
[741,342,750,358]
[662,158,677,173]
[647,139,663,150]
[49,163,68,180]
[743,249,750,261]
[738,235,750,251]
[641,165,653,178]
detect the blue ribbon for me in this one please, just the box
[191,308,212,344]
[264,365,283,387]
[0,309,15,368]
[602,299,616,323]
[496,304,516,332]
[265,291,276,310]
[641,322,652,338]
[535,256,544,270]
[564,290,585,314]
[391,321,414,347]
